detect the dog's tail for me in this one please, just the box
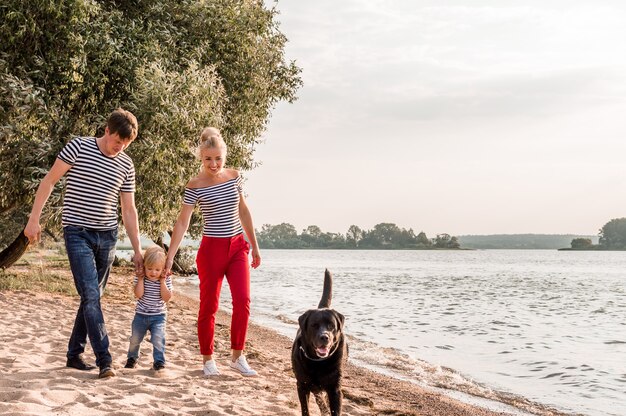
[318,269,333,308]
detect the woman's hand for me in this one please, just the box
[163,257,174,277]
[251,248,261,269]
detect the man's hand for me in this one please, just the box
[132,252,144,277]
[24,220,41,245]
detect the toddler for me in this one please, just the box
[125,246,173,371]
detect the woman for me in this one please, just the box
[165,127,261,377]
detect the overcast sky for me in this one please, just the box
[245,1,626,236]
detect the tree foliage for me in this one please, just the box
[570,238,593,249]
[346,225,362,248]
[434,233,460,249]
[599,218,626,250]
[0,0,301,246]
[256,223,301,249]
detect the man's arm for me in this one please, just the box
[120,191,143,276]
[25,158,72,243]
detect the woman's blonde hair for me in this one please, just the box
[143,246,166,268]
[196,127,227,159]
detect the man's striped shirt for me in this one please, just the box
[58,137,135,230]
[183,176,244,238]
[134,276,173,315]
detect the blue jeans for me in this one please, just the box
[63,225,117,368]
[127,313,167,365]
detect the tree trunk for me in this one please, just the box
[0,229,30,269]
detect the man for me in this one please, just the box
[25,108,143,378]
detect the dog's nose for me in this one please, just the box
[320,334,329,343]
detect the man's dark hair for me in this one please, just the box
[107,108,138,141]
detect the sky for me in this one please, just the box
[245,1,626,236]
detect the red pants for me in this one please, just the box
[196,234,250,355]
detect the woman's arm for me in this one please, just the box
[239,195,261,269]
[164,204,195,276]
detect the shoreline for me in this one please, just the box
[0,260,572,415]
[175,281,573,416]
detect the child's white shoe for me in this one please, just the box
[202,359,220,376]
[229,355,257,377]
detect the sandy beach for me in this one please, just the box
[0,255,567,416]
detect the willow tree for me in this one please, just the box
[0,0,301,256]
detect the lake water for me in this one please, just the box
[164,249,625,416]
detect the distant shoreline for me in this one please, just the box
[116,233,600,251]
[116,245,471,251]
[558,247,626,251]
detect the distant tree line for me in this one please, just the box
[255,223,461,250]
[460,234,598,250]
[568,218,626,250]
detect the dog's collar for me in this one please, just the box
[299,341,341,362]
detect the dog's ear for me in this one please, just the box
[333,311,345,331]
[298,310,312,331]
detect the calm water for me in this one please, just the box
[176,249,626,416]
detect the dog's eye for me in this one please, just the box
[328,323,335,330]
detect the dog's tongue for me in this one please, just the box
[316,347,329,357]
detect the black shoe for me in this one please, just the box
[66,355,96,371]
[124,358,138,369]
[98,366,115,378]
[152,362,165,371]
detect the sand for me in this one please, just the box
[0,265,565,416]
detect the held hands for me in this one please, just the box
[163,257,174,278]
[132,252,144,278]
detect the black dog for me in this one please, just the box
[292,269,347,416]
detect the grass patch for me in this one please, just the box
[0,244,76,295]
[0,268,76,295]
[12,241,68,265]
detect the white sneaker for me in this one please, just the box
[202,359,220,376]
[229,355,258,377]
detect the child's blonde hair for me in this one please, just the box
[196,127,227,158]
[143,246,166,268]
